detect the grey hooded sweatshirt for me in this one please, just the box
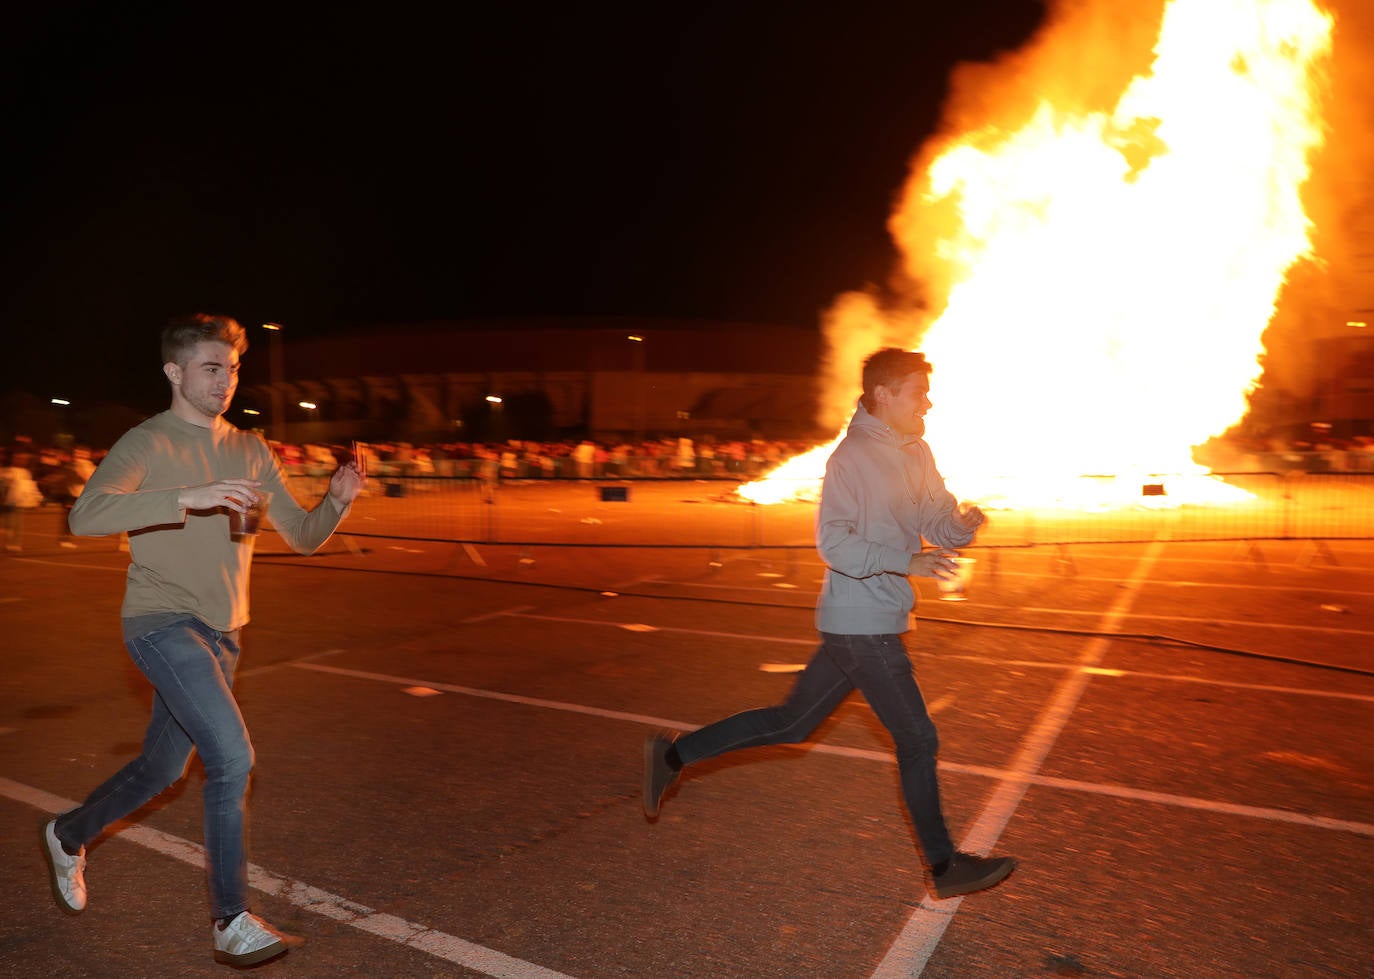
[816,399,974,635]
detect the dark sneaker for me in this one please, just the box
[40,819,86,914]
[642,732,680,819]
[212,911,303,967]
[931,851,1017,899]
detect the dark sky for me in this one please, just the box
[2,1,1046,407]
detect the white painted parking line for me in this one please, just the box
[507,611,815,646]
[925,694,956,715]
[237,648,347,680]
[638,577,813,595]
[289,658,1374,838]
[1029,772,1374,838]
[871,540,1165,978]
[0,776,574,979]
[621,576,1374,636]
[462,605,535,624]
[648,566,1374,597]
[296,662,689,730]
[610,575,663,590]
[939,604,1374,639]
[462,543,488,567]
[483,612,1374,702]
[11,557,127,573]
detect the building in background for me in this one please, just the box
[235,317,825,445]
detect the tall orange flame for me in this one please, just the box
[742,0,1334,507]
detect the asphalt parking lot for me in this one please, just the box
[1,491,1371,977]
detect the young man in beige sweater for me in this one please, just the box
[40,314,365,967]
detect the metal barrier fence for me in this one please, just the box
[287,471,1374,549]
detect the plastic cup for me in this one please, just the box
[935,556,975,602]
[231,492,271,541]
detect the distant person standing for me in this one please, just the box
[40,314,366,967]
[43,447,90,548]
[0,446,43,552]
[643,348,1017,900]
[572,439,596,478]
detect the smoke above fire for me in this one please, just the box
[746,0,1361,508]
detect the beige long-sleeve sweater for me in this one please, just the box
[69,410,346,631]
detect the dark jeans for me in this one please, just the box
[55,613,254,919]
[675,631,954,865]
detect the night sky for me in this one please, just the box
[2,2,1047,408]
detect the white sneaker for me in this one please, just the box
[40,819,87,913]
[212,911,302,967]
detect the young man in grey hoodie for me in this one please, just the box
[643,347,1016,900]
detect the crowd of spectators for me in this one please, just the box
[1208,433,1374,474]
[0,436,812,550]
[277,436,814,482]
[0,440,98,551]
[6,431,1374,551]
[291,433,1374,484]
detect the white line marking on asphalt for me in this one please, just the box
[237,648,346,680]
[289,660,1374,839]
[642,578,812,595]
[871,540,1166,979]
[462,543,487,567]
[11,557,126,572]
[295,662,689,730]
[506,612,816,645]
[927,653,1374,703]
[0,776,574,979]
[946,605,1374,638]
[652,567,1374,598]
[461,605,535,624]
[538,576,1374,639]
[610,575,663,590]
[489,613,1372,701]
[1112,669,1374,703]
[924,694,956,715]
[1027,773,1374,838]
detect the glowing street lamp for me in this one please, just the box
[628,334,646,441]
[262,323,285,442]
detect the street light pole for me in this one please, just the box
[628,334,645,442]
[262,323,285,443]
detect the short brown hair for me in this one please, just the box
[161,314,248,367]
[860,348,931,411]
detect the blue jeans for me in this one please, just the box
[675,632,954,866]
[54,613,254,920]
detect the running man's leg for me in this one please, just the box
[54,689,196,851]
[60,615,254,919]
[824,633,954,866]
[674,641,854,765]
